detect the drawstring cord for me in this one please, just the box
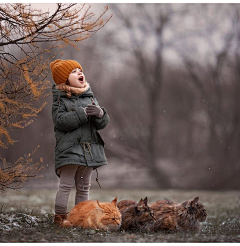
[80,167,102,189]
[82,142,93,161]
[80,142,102,189]
[80,142,92,189]
[95,169,101,188]
[81,166,102,189]
[80,166,88,189]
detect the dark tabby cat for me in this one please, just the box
[117,197,155,232]
[150,197,207,232]
[117,199,136,212]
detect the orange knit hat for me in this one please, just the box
[50,59,83,84]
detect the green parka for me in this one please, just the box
[52,85,109,176]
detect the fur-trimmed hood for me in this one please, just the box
[52,82,94,102]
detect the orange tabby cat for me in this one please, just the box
[62,197,121,231]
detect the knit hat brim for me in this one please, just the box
[50,59,83,85]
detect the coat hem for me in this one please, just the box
[55,161,107,177]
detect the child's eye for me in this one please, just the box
[72,69,82,73]
[111,218,116,220]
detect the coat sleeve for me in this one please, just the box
[92,98,110,130]
[52,97,88,131]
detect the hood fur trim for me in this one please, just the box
[56,82,90,98]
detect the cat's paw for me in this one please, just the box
[62,219,72,228]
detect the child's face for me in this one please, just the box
[67,67,86,88]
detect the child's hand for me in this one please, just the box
[86,104,104,118]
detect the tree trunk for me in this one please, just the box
[146,84,171,188]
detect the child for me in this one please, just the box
[50,59,110,225]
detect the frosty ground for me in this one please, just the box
[0,188,240,243]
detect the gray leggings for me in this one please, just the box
[55,164,93,214]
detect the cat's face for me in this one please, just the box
[97,197,122,231]
[135,197,156,229]
[182,197,207,222]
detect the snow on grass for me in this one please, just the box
[0,213,41,232]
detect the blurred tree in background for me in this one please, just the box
[104,4,178,188]
[96,3,240,189]
[177,4,240,188]
[1,3,239,190]
[0,3,111,190]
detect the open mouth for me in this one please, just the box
[78,76,84,82]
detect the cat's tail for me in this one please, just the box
[62,219,73,228]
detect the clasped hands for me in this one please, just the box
[85,102,104,118]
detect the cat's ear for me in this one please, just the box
[97,200,104,210]
[143,197,148,206]
[111,197,118,207]
[136,198,144,211]
[138,198,144,205]
[191,197,199,207]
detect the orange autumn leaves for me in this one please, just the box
[0,3,111,190]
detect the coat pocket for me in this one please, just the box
[91,143,107,162]
[57,131,78,152]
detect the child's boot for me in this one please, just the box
[54,214,67,225]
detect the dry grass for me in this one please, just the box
[0,188,240,242]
